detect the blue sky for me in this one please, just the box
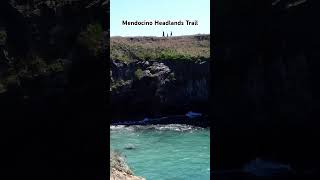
[110,0,210,37]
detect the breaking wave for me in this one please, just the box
[110,124,205,132]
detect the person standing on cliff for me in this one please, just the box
[163,31,164,37]
[167,33,168,37]
[170,31,172,36]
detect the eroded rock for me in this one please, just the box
[110,151,145,180]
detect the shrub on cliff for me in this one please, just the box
[48,62,64,72]
[0,55,67,93]
[159,49,192,61]
[0,73,19,90]
[29,56,48,74]
[77,23,104,56]
[134,68,144,80]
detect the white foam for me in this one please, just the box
[111,124,203,132]
[110,125,135,132]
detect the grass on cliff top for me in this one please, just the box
[110,35,210,62]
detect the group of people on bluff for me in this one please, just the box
[163,31,172,37]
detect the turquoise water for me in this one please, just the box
[110,124,210,180]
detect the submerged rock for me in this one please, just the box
[124,143,136,150]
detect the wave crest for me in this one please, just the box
[110,124,205,132]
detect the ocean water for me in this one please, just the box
[110,124,210,180]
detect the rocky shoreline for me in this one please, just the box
[110,151,146,180]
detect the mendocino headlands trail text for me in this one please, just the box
[122,20,199,26]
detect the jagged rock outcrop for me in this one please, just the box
[110,151,146,180]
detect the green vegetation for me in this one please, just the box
[0,56,66,93]
[110,35,210,62]
[0,67,20,92]
[159,49,192,60]
[168,72,176,81]
[111,79,132,91]
[48,62,65,72]
[134,68,144,80]
[29,56,48,74]
[77,23,104,56]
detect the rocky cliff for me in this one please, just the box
[212,0,320,177]
[110,36,210,121]
[0,1,109,179]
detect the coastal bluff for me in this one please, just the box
[110,35,210,123]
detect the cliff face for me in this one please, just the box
[0,1,109,179]
[212,0,320,175]
[111,59,209,120]
[110,36,210,121]
[0,0,108,111]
